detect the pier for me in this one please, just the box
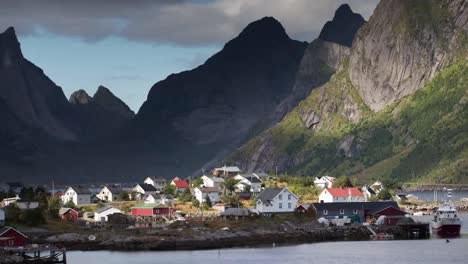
[1,245,66,263]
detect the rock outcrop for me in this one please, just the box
[318,4,365,47]
[349,0,468,111]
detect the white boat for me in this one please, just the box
[431,204,462,237]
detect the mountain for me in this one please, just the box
[69,86,134,139]
[229,0,468,185]
[318,4,365,47]
[0,27,77,142]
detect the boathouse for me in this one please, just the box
[0,226,27,247]
[370,206,406,225]
[131,203,174,216]
[59,208,78,221]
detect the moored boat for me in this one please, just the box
[431,204,462,237]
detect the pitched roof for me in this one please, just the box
[324,187,364,197]
[138,183,157,192]
[59,207,77,215]
[246,176,261,183]
[197,187,219,193]
[147,176,167,182]
[214,166,240,172]
[131,203,170,209]
[0,226,27,238]
[173,179,190,188]
[95,206,118,214]
[221,208,252,216]
[253,172,270,178]
[104,186,123,194]
[69,186,92,194]
[364,186,376,195]
[256,188,285,204]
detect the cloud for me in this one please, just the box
[0,0,379,46]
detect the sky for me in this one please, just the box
[0,0,379,112]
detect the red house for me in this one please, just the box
[59,208,79,221]
[171,178,190,194]
[131,203,174,216]
[371,206,406,225]
[0,227,28,247]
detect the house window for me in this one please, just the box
[155,209,159,214]
[8,240,14,246]
[323,210,328,215]
[288,194,291,200]
[279,203,283,209]
[279,195,282,200]
[340,209,345,215]
[288,203,291,209]
[353,209,358,215]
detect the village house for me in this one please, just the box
[394,194,408,203]
[370,180,384,194]
[1,195,20,207]
[234,182,251,193]
[361,185,377,201]
[193,187,221,204]
[318,187,365,203]
[295,203,315,214]
[61,186,92,205]
[59,208,78,221]
[132,183,158,200]
[255,187,299,214]
[0,226,27,247]
[314,176,336,189]
[170,178,190,194]
[212,203,227,213]
[0,208,5,226]
[234,174,262,193]
[131,203,174,217]
[94,206,122,222]
[143,176,167,192]
[313,201,404,224]
[96,186,123,202]
[212,166,241,178]
[143,194,174,206]
[201,175,224,190]
[253,172,270,181]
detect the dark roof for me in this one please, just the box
[148,176,167,182]
[256,188,284,204]
[246,176,261,183]
[366,187,376,195]
[253,172,270,178]
[105,186,123,194]
[221,208,251,216]
[139,183,157,192]
[236,192,252,198]
[313,201,400,212]
[69,186,91,194]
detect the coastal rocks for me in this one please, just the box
[349,0,468,112]
[45,233,89,243]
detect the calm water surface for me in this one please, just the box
[68,214,468,264]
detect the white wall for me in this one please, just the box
[256,189,298,213]
[94,208,122,222]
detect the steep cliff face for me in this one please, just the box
[229,0,468,184]
[318,4,365,47]
[349,0,468,111]
[0,27,77,141]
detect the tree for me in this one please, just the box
[192,177,204,188]
[20,187,35,201]
[222,178,240,195]
[203,195,212,209]
[179,189,192,203]
[377,189,393,201]
[63,200,76,209]
[163,184,177,196]
[48,196,61,219]
[192,199,200,208]
[221,194,241,207]
[118,191,130,201]
[334,176,354,188]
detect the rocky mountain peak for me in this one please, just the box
[93,85,135,118]
[229,16,290,46]
[0,27,24,67]
[69,89,92,105]
[318,4,365,47]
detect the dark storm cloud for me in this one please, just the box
[0,0,379,45]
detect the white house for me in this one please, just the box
[234,174,262,193]
[61,186,92,205]
[94,206,122,222]
[314,176,336,189]
[143,176,167,192]
[143,194,174,206]
[96,186,123,202]
[255,187,299,213]
[1,195,20,207]
[234,182,251,193]
[212,166,241,177]
[361,185,377,201]
[132,183,158,200]
[318,188,365,203]
[193,187,221,204]
[0,208,5,226]
[370,181,384,194]
[201,175,224,190]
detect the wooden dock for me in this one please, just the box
[1,245,66,263]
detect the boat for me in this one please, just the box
[431,203,462,237]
